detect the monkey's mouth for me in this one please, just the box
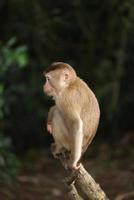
[44,89,51,95]
[45,91,54,97]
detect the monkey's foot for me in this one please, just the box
[50,143,70,160]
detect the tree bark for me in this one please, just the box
[52,149,109,200]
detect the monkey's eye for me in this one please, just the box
[46,76,50,81]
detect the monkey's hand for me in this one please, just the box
[68,158,81,171]
[47,121,53,134]
[71,162,80,171]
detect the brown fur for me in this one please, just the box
[43,62,100,169]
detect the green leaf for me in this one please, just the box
[17,53,28,67]
[6,37,17,47]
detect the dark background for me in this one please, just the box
[0,0,134,199]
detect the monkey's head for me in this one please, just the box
[43,62,77,97]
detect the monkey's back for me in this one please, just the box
[75,78,100,151]
[58,77,100,151]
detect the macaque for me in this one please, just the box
[43,62,100,170]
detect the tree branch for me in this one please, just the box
[51,148,109,200]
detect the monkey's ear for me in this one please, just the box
[65,73,69,80]
[64,71,69,81]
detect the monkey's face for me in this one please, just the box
[43,70,69,97]
[43,75,54,96]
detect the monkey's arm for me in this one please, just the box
[71,115,83,169]
[62,102,83,169]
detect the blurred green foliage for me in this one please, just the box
[0,38,28,117]
[0,38,28,180]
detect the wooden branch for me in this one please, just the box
[67,183,83,200]
[73,164,109,200]
[51,148,109,200]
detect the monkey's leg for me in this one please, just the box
[52,108,70,151]
[51,108,71,166]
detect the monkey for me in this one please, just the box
[43,62,100,170]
